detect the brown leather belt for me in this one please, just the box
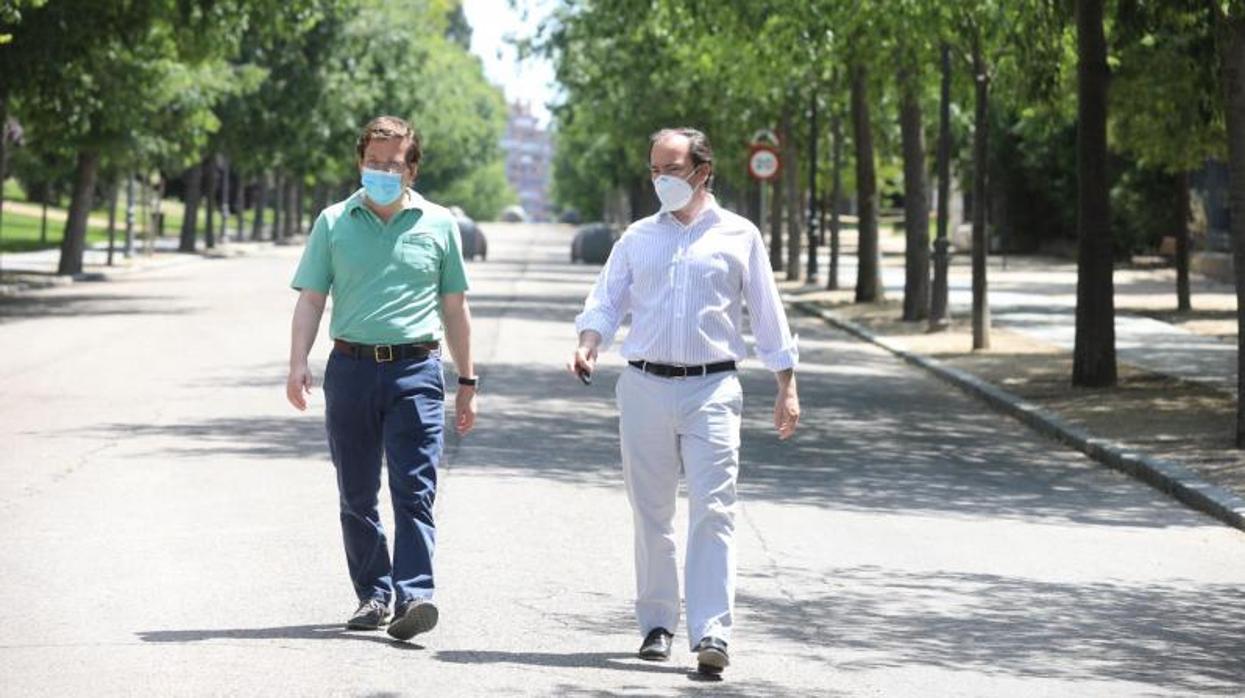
[333,339,439,362]
[629,360,736,378]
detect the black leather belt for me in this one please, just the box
[333,339,439,362]
[629,360,736,378]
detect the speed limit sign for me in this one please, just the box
[748,145,780,181]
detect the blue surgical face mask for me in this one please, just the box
[361,168,404,206]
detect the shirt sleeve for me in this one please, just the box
[574,236,631,350]
[743,227,799,371]
[438,217,470,295]
[291,213,333,293]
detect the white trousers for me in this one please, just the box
[615,366,742,649]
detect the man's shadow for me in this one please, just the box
[136,627,716,679]
[434,649,692,676]
[136,624,425,650]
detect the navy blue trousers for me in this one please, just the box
[323,349,444,607]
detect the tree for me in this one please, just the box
[1072,0,1117,386]
[930,43,954,328]
[969,26,993,348]
[851,60,883,302]
[5,1,257,272]
[897,62,930,321]
[949,0,1065,348]
[1112,1,1224,312]
[1210,1,1245,445]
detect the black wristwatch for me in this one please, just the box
[457,375,479,389]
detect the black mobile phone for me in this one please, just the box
[577,366,593,385]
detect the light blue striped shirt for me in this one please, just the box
[575,198,799,372]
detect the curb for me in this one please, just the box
[788,298,1245,534]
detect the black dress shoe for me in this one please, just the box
[638,627,673,660]
[693,636,729,675]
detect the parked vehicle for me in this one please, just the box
[500,205,528,222]
[570,222,619,264]
[450,206,488,261]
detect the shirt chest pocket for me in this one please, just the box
[398,234,440,281]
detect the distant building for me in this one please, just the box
[500,101,553,222]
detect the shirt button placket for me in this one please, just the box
[672,222,689,361]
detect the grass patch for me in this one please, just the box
[3,178,24,201]
[0,195,267,253]
[0,209,111,253]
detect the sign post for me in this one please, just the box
[748,129,782,235]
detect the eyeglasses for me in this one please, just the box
[363,160,408,174]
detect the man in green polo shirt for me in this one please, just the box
[286,115,478,642]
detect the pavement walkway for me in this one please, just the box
[784,234,1245,531]
[1,223,1244,695]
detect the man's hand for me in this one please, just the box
[569,330,602,381]
[773,376,800,440]
[568,344,598,379]
[287,363,314,411]
[455,386,477,435]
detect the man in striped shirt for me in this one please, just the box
[571,127,800,676]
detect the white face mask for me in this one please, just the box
[653,168,698,212]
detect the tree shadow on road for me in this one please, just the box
[0,292,193,324]
[738,565,1245,694]
[447,341,1213,529]
[82,413,330,460]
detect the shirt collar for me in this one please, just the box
[346,188,426,215]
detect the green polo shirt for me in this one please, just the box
[290,189,470,345]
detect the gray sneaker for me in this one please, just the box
[386,600,438,641]
[346,598,391,630]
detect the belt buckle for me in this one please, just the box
[374,344,395,362]
[673,364,689,380]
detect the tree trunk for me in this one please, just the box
[768,176,783,271]
[283,177,298,239]
[783,110,802,281]
[1175,170,1192,312]
[770,126,785,272]
[852,62,882,302]
[124,174,135,258]
[179,162,203,253]
[203,156,218,249]
[106,178,118,266]
[1217,11,1245,445]
[0,88,8,269]
[272,173,285,241]
[235,178,246,242]
[827,110,843,290]
[806,95,820,281]
[899,65,930,321]
[931,43,953,329]
[218,158,229,243]
[971,38,991,349]
[294,177,305,235]
[251,174,268,241]
[313,182,330,219]
[56,149,100,275]
[1072,0,1117,386]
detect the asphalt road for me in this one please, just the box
[1,222,1243,696]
